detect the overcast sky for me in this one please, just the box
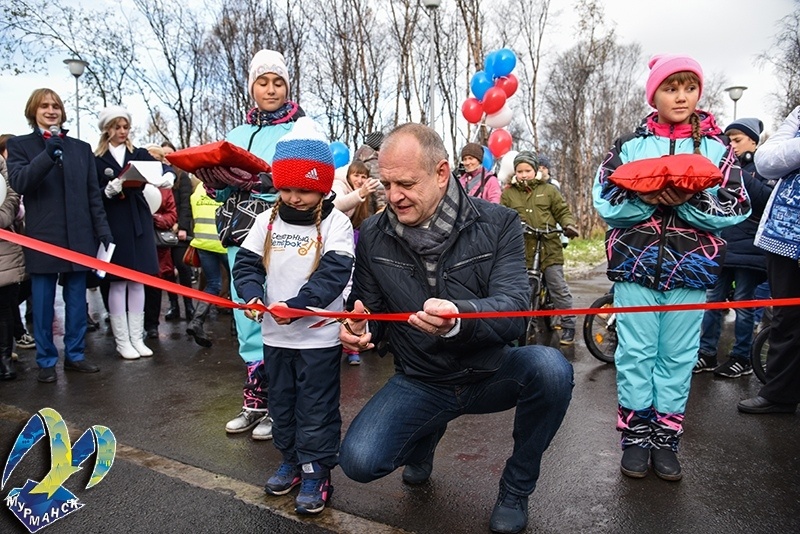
[0,0,795,146]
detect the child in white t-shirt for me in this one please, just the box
[233,117,354,515]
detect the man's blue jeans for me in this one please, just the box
[31,272,87,369]
[197,249,229,297]
[339,345,573,497]
[699,267,765,359]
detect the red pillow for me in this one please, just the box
[608,153,723,194]
[165,141,271,174]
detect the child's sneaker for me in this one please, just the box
[295,462,333,515]
[692,353,717,374]
[713,356,753,378]
[264,462,301,496]
[347,352,361,366]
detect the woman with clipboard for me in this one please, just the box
[94,106,175,361]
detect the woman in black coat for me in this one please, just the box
[6,88,112,383]
[94,106,175,361]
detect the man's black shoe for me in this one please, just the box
[146,328,159,339]
[737,396,797,414]
[620,445,649,478]
[489,482,528,534]
[651,449,682,481]
[38,367,57,383]
[64,359,100,373]
[402,460,433,485]
[164,306,180,321]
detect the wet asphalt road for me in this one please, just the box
[0,265,798,534]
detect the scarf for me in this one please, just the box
[387,177,460,290]
[245,101,304,126]
[278,197,335,226]
[461,167,486,196]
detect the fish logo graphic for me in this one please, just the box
[2,408,116,532]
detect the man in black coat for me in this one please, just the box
[337,123,573,534]
[7,88,112,383]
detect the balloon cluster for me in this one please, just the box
[461,48,518,164]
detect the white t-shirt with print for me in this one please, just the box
[240,207,354,349]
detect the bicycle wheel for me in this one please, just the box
[583,293,617,364]
[519,279,541,346]
[750,326,770,384]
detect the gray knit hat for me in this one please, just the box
[725,118,763,144]
[365,131,384,151]
[513,150,539,171]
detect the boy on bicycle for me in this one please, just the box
[500,151,579,344]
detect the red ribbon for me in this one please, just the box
[2,227,799,322]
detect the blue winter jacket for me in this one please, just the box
[593,111,751,291]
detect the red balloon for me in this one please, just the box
[481,87,507,115]
[461,98,484,124]
[495,74,519,98]
[487,129,513,158]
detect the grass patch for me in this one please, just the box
[564,236,605,274]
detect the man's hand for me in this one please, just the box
[408,298,457,336]
[45,135,64,161]
[563,225,579,239]
[340,299,373,352]
[244,297,264,323]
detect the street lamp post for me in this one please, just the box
[63,58,89,139]
[724,85,748,121]
[421,0,441,128]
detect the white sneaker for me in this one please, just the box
[251,417,274,441]
[225,409,266,434]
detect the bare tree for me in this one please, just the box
[759,2,800,123]
[541,0,646,234]
[495,0,553,150]
[1,0,139,115]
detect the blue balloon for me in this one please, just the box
[484,51,499,79]
[470,71,494,101]
[329,141,350,169]
[482,146,494,170]
[493,48,517,78]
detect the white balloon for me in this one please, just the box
[485,104,513,129]
[143,184,161,215]
[497,150,519,187]
[0,177,6,207]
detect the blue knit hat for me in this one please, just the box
[272,117,335,195]
[725,118,763,144]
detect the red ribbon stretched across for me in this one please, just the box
[2,227,799,322]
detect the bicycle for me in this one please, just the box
[583,291,617,364]
[750,325,770,384]
[518,223,563,346]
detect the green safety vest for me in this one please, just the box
[190,184,226,254]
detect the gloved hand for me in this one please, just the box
[45,135,64,161]
[104,178,124,198]
[564,225,580,239]
[99,235,114,248]
[194,167,227,189]
[212,166,258,189]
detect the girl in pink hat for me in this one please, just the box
[592,55,751,481]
